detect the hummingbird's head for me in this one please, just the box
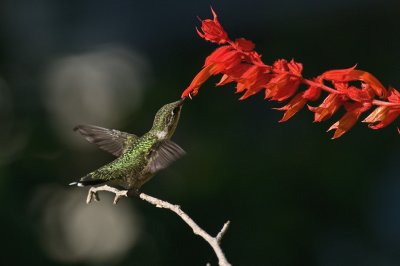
[151,98,185,140]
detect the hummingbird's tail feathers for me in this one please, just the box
[69,179,106,187]
[69,181,84,187]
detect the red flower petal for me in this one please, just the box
[275,92,308,122]
[327,102,371,138]
[321,66,386,98]
[308,94,343,122]
[265,73,302,101]
[363,106,400,129]
[352,70,387,98]
[346,86,374,102]
[362,106,388,124]
[287,59,303,76]
[181,63,219,97]
[234,38,255,52]
[237,66,272,99]
[320,65,357,80]
[387,87,400,103]
[303,83,321,101]
[369,109,400,129]
[205,46,240,69]
[216,64,252,86]
[272,59,289,72]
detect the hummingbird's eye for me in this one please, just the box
[172,107,180,115]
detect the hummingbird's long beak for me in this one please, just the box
[177,97,186,106]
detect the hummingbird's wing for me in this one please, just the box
[74,125,138,157]
[146,140,186,174]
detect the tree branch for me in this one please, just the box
[86,185,231,266]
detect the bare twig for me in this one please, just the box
[86,185,231,266]
[216,221,231,244]
[139,193,231,266]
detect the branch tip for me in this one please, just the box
[83,186,231,265]
[216,220,230,243]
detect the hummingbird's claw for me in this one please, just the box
[113,195,121,205]
[188,93,193,100]
[93,192,100,202]
[86,188,100,204]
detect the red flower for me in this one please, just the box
[204,46,240,70]
[181,64,218,97]
[276,82,321,122]
[264,73,301,101]
[321,66,387,98]
[196,7,229,44]
[328,102,371,139]
[363,106,400,129]
[308,94,344,122]
[264,59,303,101]
[181,45,243,97]
[388,86,400,103]
[275,92,308,122]
[362,87,400,129]
[237,66,272,100]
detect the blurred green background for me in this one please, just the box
[0,0,399,265]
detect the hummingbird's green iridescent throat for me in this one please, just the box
[69,98,186,192]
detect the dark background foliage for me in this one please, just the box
[0,1,399,265]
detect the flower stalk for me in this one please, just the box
[182,7,400,138]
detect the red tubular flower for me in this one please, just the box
[217,64,254,86]
[264,59,303,101]
[363,106,400,129]
[321,66,387,98]
[388,86,400,103]
[265,73,301,101]
[362,87,400,129]
[275,92,308,122]
[329,84,375,138]
[328,102,371,139]
[204,46,240,69]
[181,64,219,97]
[196,7,229,44]
[308,94,344,122]
[182,45,243,97]
[276,82,321,122]
[236,65,269,99]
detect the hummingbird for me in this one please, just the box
[69,98,186,193]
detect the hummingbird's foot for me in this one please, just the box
[112,190,128,204]
[85,185,129,204]
[86,187,100,204]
